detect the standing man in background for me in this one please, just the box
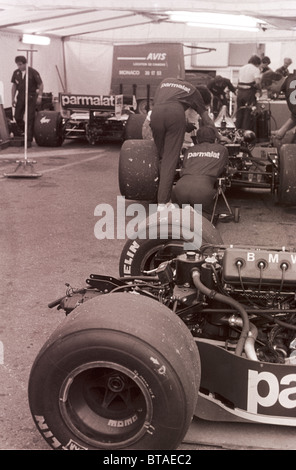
[260,56,272,74]
[150,77,225,206]
[261,70,296,141]
[11,55,43,146]
[276,58,293,77]
[236,54,262,130]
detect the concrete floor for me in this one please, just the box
[1,139,296,451]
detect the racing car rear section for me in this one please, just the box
[28,224,296,450]
[118,113,296,206]
[34,92,137,146]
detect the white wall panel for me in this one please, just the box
[63,40,113,95]
[191,43,229,67]
[0,32,64,108]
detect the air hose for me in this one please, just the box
[191,268,250,356]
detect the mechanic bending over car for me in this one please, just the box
[261,70,296,142]
[207,75,236,118]
[172,126,229,220]
[149,77,228,206]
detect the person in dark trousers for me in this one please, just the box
[236,54,262,130]
[207,75,236,117]
[261,70,296,141]
[172,126,229,219]
[11,55,43,144]
[150,77,224,205]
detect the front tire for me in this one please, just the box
[119,214,223,276]
[28,293,200,450]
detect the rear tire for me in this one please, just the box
[119,139,159,201]
[28,293,200,450]
[278,144,296,205]
[34,111,64,147]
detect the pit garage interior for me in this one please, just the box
[2,0,296,452]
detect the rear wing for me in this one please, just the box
[59,93,136,117]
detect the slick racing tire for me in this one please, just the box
[124,114,146,140]
[119,213,223,276]
[278,144,296,205]
[119,139,159,201]
[34,111,65,147]
[28,293,201,450]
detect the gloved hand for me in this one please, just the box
[185,122,196,133]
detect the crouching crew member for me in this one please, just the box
[150,77,224,205]
[173,126,229,219]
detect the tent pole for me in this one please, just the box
[62,37,68,92]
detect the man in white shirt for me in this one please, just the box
[236,55,262,130]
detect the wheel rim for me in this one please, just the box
[139,241,185,272]
[137,100,153,115]
[59,361,153,448]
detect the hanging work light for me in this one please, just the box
[22,34,51,46]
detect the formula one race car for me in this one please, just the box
[28,207,296,451]
[118,114,296,206]
[33,92,138,146]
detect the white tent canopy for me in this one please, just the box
[1,0,296,41]
[0,1,296,107]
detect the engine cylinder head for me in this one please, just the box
[175,252,204,287]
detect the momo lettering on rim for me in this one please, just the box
[108,414,138,427]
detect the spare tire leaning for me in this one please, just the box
[119,139,159,201]
[34,111,65,147]
[278,144,296,205]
